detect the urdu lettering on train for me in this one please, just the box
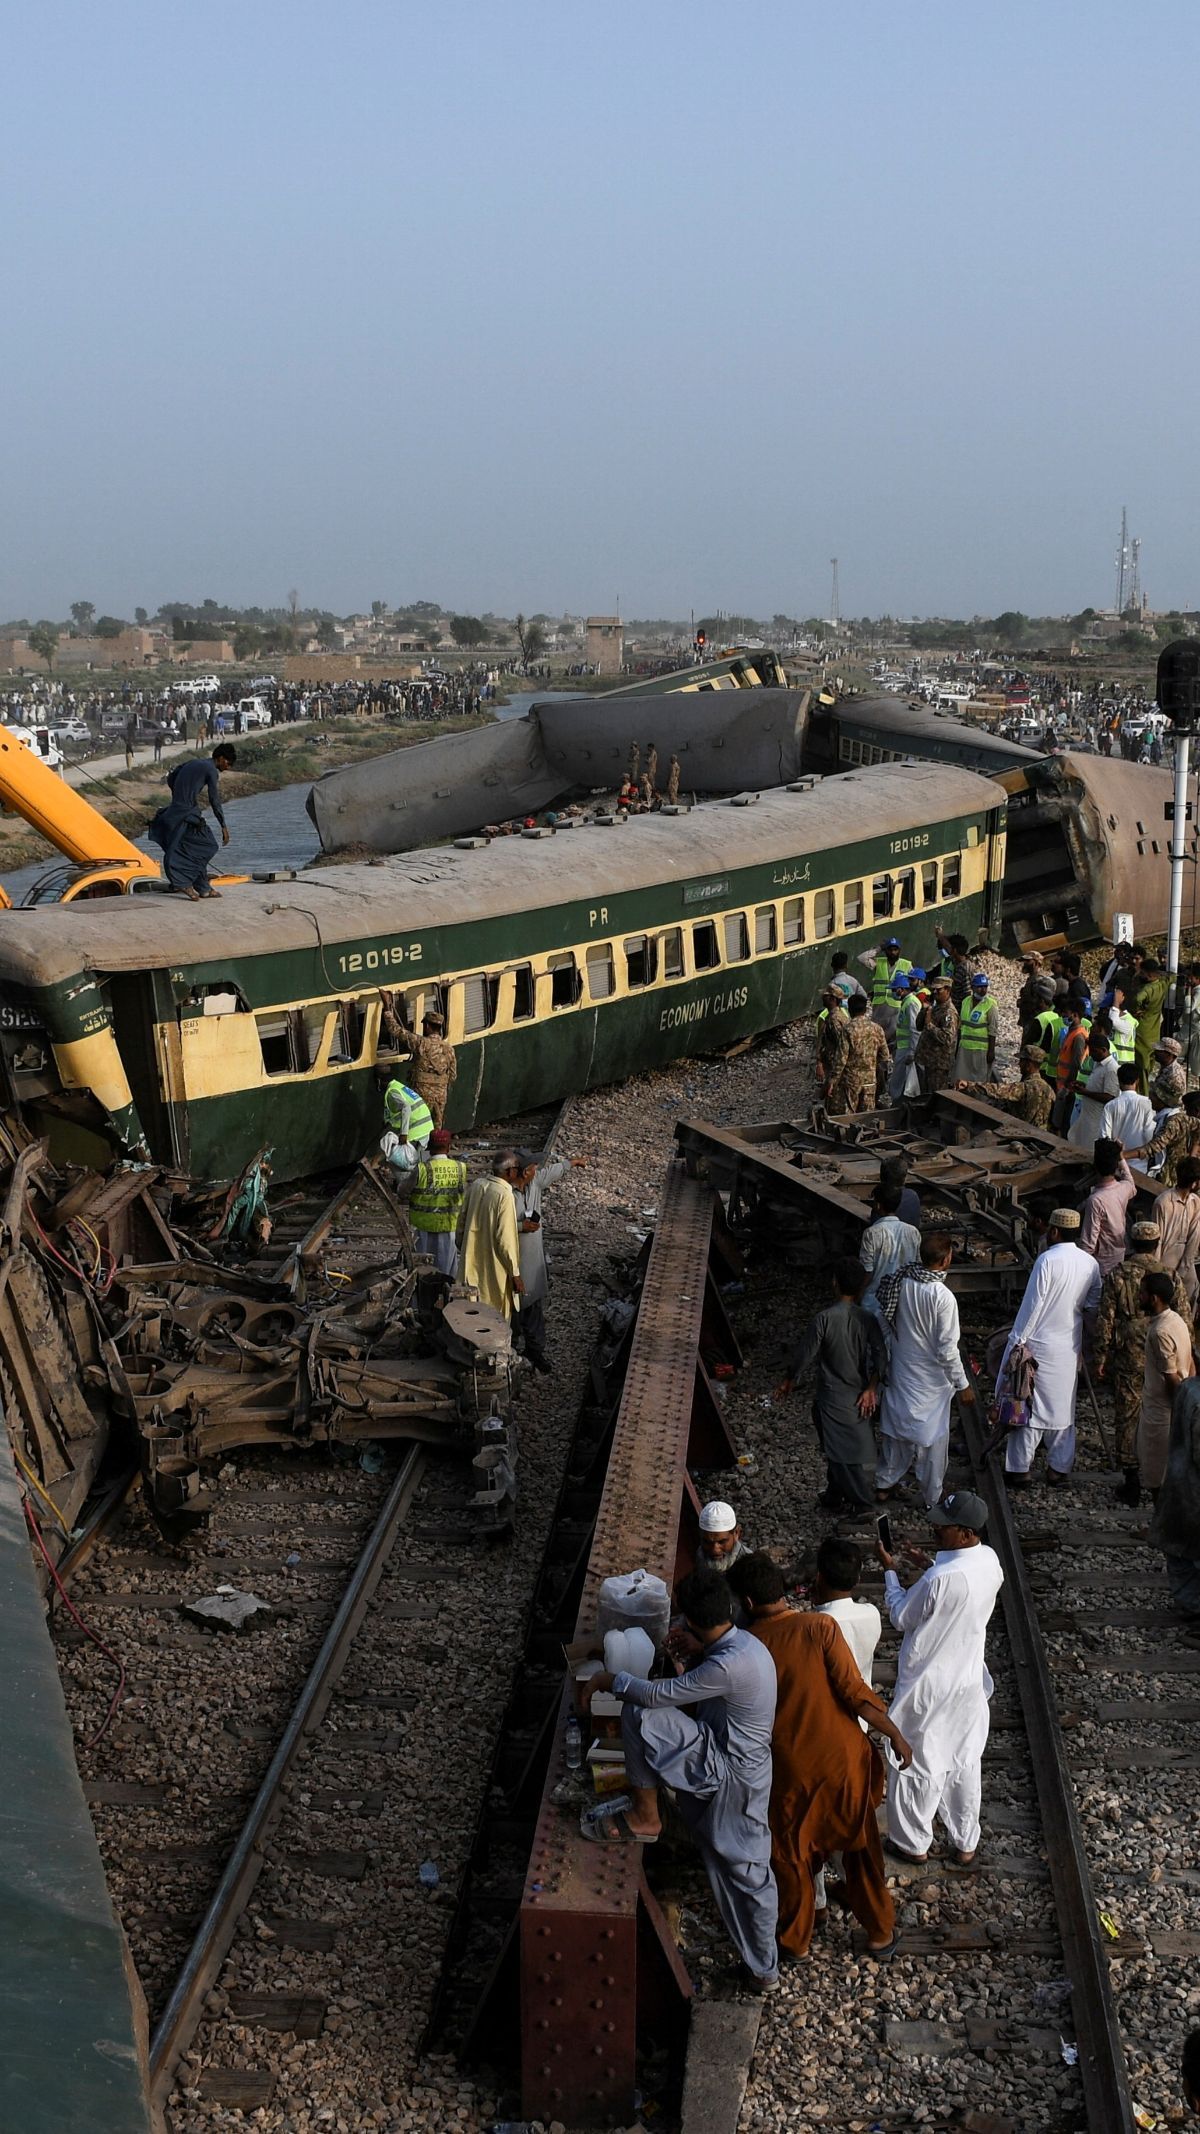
[771,862,813,887]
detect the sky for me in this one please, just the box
[4,0,1198,624]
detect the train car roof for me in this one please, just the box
[827,694,1043,763]
[0,761,1000,983]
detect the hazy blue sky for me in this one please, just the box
[5,0,1197,622]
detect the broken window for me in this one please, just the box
[692,920,720,970]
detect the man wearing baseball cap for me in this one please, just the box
[858,934,911,1047]
[875,1491,1003,1865]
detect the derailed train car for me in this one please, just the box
[305,681,1192,946]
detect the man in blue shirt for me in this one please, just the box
[148,744,236,898]
[582,1566,780,1989]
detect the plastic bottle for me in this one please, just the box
[564,1713,583,1771]
[418,1859,440,1888]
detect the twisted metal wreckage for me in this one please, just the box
[0,1128,518,1560]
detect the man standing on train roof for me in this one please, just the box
[998,1208,1102,1488]
[666,753,681,804]
[457,1153,524,1321]
[399,1128,467,1276]
[396,1005,458,1130]
[147,742,237,899]
[858,936,911,1045]
[953,972,997,1084]
[876,1490,1003,1868]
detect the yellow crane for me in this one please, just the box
[0,730,245,908]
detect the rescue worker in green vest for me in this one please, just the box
[953,971,998,1083]
[379,1071,434,1171]
[405,1128,468,1275]
[858,934,912,1047]
[1022,975,1065,1085]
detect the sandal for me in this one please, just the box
[579,1808,658,1845]
[865,1931,902,1962]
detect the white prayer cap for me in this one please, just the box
[1049,1207,1081,1231]
[699,1500,738,1535]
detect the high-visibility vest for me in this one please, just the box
[1033,1009,1064,1080]
[957,997,993,1054]
[409,1155,467,1232]
[1056,1024,1089,1093]
[383,1079,433,1142]
[1109,1009,1137,1066]
[872,954,912,1006]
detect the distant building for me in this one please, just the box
[585,615,624,676]
[173,639,235,665]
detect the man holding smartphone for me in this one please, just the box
[875,1490,1003,1866]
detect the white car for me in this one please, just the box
[237,696,272,729]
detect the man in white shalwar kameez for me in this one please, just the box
[877,1489,1003,1864]
[875,1234,976,1507]
[998,1208,1102,1485]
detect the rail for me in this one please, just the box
[147,1444,426,2112]
[518,1161,740,2127]
[958,1392,1137,2131]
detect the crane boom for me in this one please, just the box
[0,730,158,871]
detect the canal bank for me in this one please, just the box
[0,712,493,896]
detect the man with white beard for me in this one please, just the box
[874,1232,976,1508]
[998,1208,1102,1488]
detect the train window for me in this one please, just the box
[549,952,582,1008]
[814,889,835,940]
[256,1009,309,1076]
[661,928,685,979]
[942,854,962,897]
[692,920,720,971]
[920,860,939,906]
[966,825,979,848]
[782,896,805,945]
[872,874,894,920]
[586,943,615,999]
[754,905,777,953]
[843,880,864,928]
[897,869,916,912]
[512,965,535,1020]
[624,935,657,989]
[462,973,499,1033]
[330,998,367,1063]
[303,1003,333,1061]
[723,912,750,963]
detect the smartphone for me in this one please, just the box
[876,1512,894,1554]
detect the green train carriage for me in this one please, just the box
[0,763,1006,1184]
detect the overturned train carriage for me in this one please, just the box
[0,763,1005,1184]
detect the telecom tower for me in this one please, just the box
[1130,537,1142,615]
[829,558,840,628]
[1114,508,1129,615]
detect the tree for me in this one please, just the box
[371,600,388,621]
[28,623,58,673]
[135,607,148,626]
[234,625,263,660]
[515,613,547,670]
[450,614,488,648]
[95,615,128,638]
[69,600,95,635]
[989,611,1028,646]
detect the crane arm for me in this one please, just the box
[0,731,159,874]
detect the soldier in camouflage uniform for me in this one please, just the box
[916,975,959,1094]
[828,994,889,1113]
[1143,1090,1200,1184]
[1095,1216,1194,1506]
[399,1009,458,1129]
[816,986,850,1096]
[968,1046,1055,1129]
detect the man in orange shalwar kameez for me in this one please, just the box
[728,1551,910,1960]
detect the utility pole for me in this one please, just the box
[1114,508,1128,616]
[1130,538,1141,615]
[829,558,840,627]
[1157,641,1200,1019]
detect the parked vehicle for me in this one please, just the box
[236,696,272,729]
